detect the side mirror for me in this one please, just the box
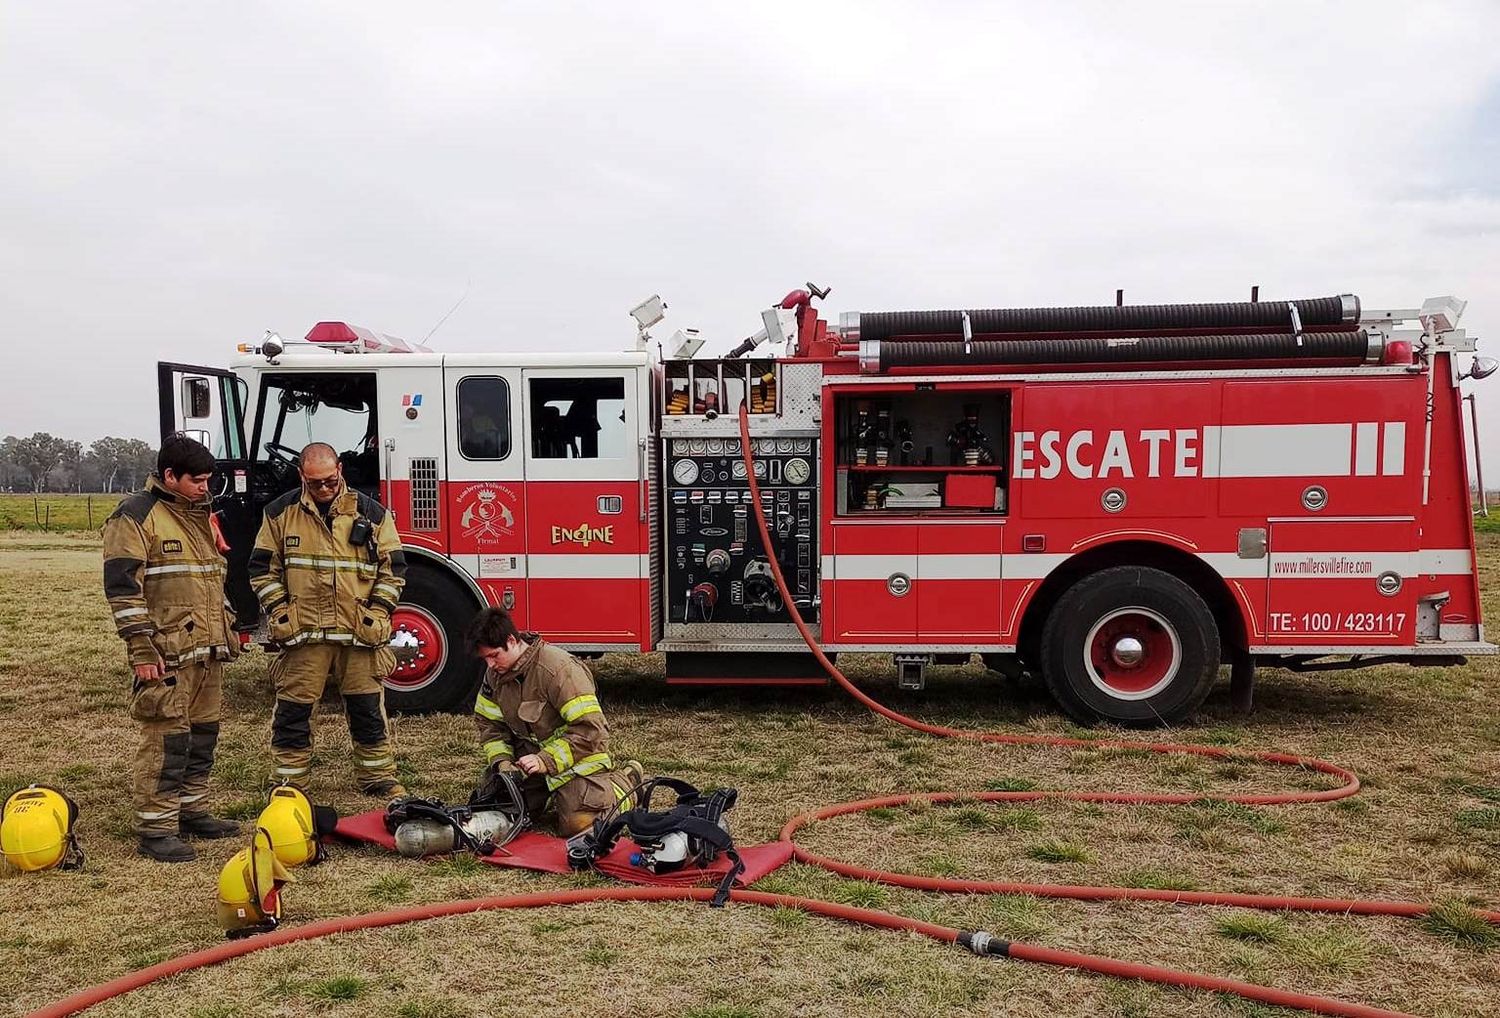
[180,428,212,450]
[1463,356,1498,382]
[182,377,212,419]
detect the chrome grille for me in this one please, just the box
[648,438,663,644]
[409,457,440,531]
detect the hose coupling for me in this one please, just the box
[957,930,1010,957]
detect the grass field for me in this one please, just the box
[1,533,1497,1017]
[0,493,122,531]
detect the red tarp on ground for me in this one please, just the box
[334,809,793,887]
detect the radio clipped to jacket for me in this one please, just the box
[348,516,376,561]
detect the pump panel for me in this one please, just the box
[663,436,820,630]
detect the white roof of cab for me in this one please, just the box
[230,350,651,371]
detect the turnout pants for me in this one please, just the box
[131,659,223,837]
[270,644,400,793]
[516,768,640,837]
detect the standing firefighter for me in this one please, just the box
[466,608,642,835]
[102,434,241,862]
[248,442,408,798]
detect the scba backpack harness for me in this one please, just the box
[566,777,744,906]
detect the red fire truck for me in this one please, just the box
[157,288,1495,724]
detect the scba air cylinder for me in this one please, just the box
[394,810,514,858]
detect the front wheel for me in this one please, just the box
[383,562,485,714]
[1040,566,1219,726]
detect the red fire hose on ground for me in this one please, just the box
[23,405,1496,1018]
[23,887,1423,1018]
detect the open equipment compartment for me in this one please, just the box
[663,358,779,418]
[832,386,1011,515]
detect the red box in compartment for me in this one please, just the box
[943,473,996,508]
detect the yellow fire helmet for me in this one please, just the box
[1,785,84,872]
[257,784,336,867]
[216,826,293,938]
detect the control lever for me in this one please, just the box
[776,510,794,539]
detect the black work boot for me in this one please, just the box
[179,813,241,840]
[138,834,197,863]
[363,780,408,801]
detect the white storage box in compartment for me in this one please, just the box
[883,481,941,510]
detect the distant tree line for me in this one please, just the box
[0,433,158,493]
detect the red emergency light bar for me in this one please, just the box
[304,321,429,354]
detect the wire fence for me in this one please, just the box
[0,494,123,532]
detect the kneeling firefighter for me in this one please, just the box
[465,608,643,836]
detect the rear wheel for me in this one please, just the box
[1040,566,1219,726]
[383,562,485,714]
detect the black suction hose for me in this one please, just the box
[874,330,1374,372]
[856,295,1358,341]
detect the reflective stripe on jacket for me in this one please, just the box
[101,477,236,668]
[247,483,406,646]
[473,638,611,792]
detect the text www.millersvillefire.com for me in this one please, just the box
[1272,556,1375,576]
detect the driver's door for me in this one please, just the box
[156,362,255,626]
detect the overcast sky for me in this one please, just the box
[3,2,1499,473]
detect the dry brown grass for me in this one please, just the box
[2,531,1499,1017]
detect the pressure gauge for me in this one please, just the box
[672,459,700,485]
[784,457,811,485]
[688,439,707,455]
[731,461,748,480]
[753,460,767,478]
[725,439,740,454]
[776,438,795,454]
[794,439,812,454]
[706,438,724,455]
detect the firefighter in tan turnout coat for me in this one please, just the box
[248,443,408,797]
[466,607,642,835]
[102,435,242,862]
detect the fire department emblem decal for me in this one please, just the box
[457,483,517,545]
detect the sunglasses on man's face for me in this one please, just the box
[302,475,341,490]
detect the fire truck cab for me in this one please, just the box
[158,289,1495,724]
